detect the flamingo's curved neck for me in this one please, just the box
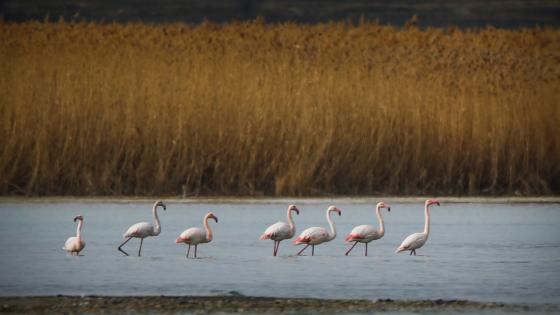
[76,219,83,239]
[423,204,430,237]
[326,210,337,241]
[376,206,385,237]
[204,215,213,242]
[152,204,161,235]
[287,208,296,237]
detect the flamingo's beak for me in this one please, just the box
[294,208,300,215]
[213,216,219,223]
[338,210,342,216]
[74,217,78,222]
[387,207,391,212]
[436,202,440,206]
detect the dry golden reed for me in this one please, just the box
[0,20,559,196]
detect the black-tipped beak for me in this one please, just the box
[436,202,440,206]
[74,217,78,222]
[294,208,300,215]
[387,207,391,212]
[338,210,342,216]
[214,217,219,223]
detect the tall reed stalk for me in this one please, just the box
[1,21,558,196]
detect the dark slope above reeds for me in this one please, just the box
[3,0,560,28]
[1,21,559,196]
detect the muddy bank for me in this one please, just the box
[0,296,556,314]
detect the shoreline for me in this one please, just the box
[1,196,559,204]
[0,296,557,314]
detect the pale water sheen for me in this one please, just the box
[0,200,559,306]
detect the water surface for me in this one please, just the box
[0,200,559,306]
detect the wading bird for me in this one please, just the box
[260,205,300,256]
[345,202,390,256]
[396,199,440,256]
[294,205,342,256]
[118,200,166,256]
[63,215,86,255]
[176,212,218,258]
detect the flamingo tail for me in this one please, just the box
[293,236,310,244]
[175,237,187,244]
[345,233,361,242]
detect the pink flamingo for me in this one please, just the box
[396,199,440,255]
[63,215,86,255]
[118,200,166,256]
[260,205,300,256]
[175,212,218,258]
[294,205,342,256]
[345,202,391,256]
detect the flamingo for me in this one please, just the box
[345,202,391,256]
[175,212,218,258]
[260,205,300,256]
[118,200,166,256]
[63,215,86,255]
[293,205,342,256]
[396,199,440,256]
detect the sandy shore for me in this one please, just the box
[0,296,556,314]
[1,196,559,204]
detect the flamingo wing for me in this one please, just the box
[295,227,329,244]
[124,222,153,238]
[63,236,77,251]
[396,232,426,252]
[346,224,380,242]
[178,227,206,244]
[261,221,291,240]
[63,236,85,252]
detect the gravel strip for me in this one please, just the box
[0,296,556,314]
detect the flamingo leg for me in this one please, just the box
[312,245,315,256]
[345,241,358,256]
[413,249,416,256]
[297,244,309,256]
[273,241,277,256]
[194,245,198,258]
[138,238,143,256]
[118,237,133,256]
[275,241,281,256]
[365,243,368,256]
[186,244,191,258]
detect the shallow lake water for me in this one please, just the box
[0,200,559,307]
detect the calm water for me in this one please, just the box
[0,200,559,305]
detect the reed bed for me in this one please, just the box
[0,20,559,196]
